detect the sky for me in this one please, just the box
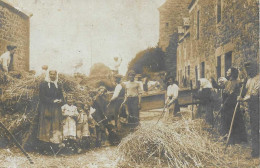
[9,0,165,75]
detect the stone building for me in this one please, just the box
[158,0,190,75]
[0,0,32,71]
[177,0,259,88]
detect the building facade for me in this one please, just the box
[177,0,259,88]
[0,0,32,71]
[158,0,190,75]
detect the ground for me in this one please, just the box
[0,108,259,168]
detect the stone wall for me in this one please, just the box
[158,0,190,75]
[177,0,259,88]
[0,0,31,71]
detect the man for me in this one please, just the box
[38,65,48,78]
[112,57,122,75]
[164,77,179,122]
[135,74,144,92]
[122,70,143,128]
[0,45,17,73]
[108,74,125,128]
[238,61,259,158]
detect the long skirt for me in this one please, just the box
[249,97,259,156]
[38,103,63,144]
[197,103,214,126]
[126,97,139,127]
[220,96,247,144]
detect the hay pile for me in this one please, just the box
[0,71,100,147]
[117,119,229,168]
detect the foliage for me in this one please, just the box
[128,47,165,75]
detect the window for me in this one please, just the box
[201,62,205,78]
[188,65,190,76]
[217,56,221,78]
[217,0,222,23]
[197,10,200,39]
[165,22,169,27]
[225,51,232,76]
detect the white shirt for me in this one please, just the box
[245,74,260,99]
[111,83,122,100]
[0,51,11,72]
[166,84,179,101]
[112,59,122,71]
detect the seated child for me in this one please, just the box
[61,98,79,153]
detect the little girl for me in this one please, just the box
[61,98,79,141]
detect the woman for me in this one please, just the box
[194,78,214,125]
[38,70,64,148]
[216,67,247,144]
[164,77,179,122]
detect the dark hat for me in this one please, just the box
[7,45,17,51]
[114,74,123,79]
[128,70,136,76]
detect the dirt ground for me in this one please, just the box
[0,108,259,168]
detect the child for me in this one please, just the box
[61,98,78,140]
[61,97,79,153]
[76,102,91,150]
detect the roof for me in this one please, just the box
[188,0,197,10]
[158,0,168,11]
[0,0,33,19]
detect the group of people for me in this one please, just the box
[5,50,255,158]
[37,68,145,154]
[38,70,91,154]
[193,62,259,158]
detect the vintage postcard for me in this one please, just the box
[0,0,259,167]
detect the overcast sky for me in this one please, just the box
[10,0,165,75]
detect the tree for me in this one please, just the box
[128,47,165,75]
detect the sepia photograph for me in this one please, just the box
[0,0,259,167]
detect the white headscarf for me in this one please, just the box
[198,78,212,90]
[45,69,59,88]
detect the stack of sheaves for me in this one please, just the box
[0,72,98,147]
[117,119,230,168]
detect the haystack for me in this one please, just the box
[0,72,98,148]
[117,119,229,168]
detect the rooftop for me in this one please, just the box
[0,0,32,18]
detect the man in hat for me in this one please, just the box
[108,74,125,128]
[0,45,17,73]
[238,61,259,158]
[122,70,143,128]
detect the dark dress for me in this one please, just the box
[194,88,214,125]
[38,81,64,144]
[220,80,247,144]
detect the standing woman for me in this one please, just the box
[220,67,247,144]
[122,70,143,128]
[194,78,214,125]
[164,77,179,122]
[38,70,64,149]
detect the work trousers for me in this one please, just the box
[126,97,139,128]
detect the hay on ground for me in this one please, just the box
[117,119,229,168]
